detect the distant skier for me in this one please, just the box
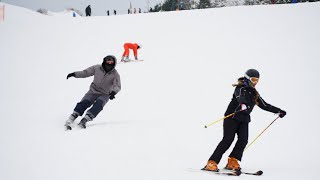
[204,69,286,171]
[121,43,142,62]
[85,5,91,16]
[65,55,121,130]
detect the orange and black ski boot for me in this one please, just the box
[203,160,219,172]
[225,157,241,170]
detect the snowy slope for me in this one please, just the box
[1,2,320,180]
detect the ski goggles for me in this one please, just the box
[105,58,115,63]
[104,55,116,62]
[249,77,259,84]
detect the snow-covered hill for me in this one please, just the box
[1,2,320,180]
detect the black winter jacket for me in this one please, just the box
[225,85,281,122]
[85,6,91,16]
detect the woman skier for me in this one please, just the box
[204,69,286,171]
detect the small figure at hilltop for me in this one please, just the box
[85,5,91,16]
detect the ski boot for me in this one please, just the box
[203,160,219,172]
[65,112,79,130]
[78,118,87,129]
[121,56,130,62]
[225,157,241,170]
[78,113,94,129]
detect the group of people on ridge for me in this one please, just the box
[85,5,118,16]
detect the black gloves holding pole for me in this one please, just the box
[279,110,286,118]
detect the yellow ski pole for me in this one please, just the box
[245,116,280,151]
[204,112,235,128]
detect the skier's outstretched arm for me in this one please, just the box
[74,65,96,78]
[257,96,286,117]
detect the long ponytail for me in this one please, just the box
[232,77,244,87]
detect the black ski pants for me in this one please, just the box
[209,118,249,163]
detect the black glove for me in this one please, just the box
[67,72,75,79]
[279,110,286,118]
[109,91,116,100]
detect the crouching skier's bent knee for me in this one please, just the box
[65,55,121,130]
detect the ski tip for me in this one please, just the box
[256,170,263,175]
[242,170,263,176]
[65,126,72,131]
[235,170,241,176]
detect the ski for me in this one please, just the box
[65,124,82,131]
[65,124,89,131]
[199,168,241,176]
[65,125,72,131]
[188,168,241,176]
[241,170,263,176]
[223,167,263,176]
[119,60,144,63]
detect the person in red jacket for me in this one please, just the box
[121,43,142,62]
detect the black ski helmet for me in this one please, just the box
[245,69,260,79]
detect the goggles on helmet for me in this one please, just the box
[250,77,259,84]
[244,73,259,84]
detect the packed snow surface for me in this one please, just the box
[1,2,320,180]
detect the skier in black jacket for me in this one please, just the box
[204,69,286,172]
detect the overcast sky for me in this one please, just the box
[2,0,164,15]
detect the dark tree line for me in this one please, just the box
[151,0,319,12]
